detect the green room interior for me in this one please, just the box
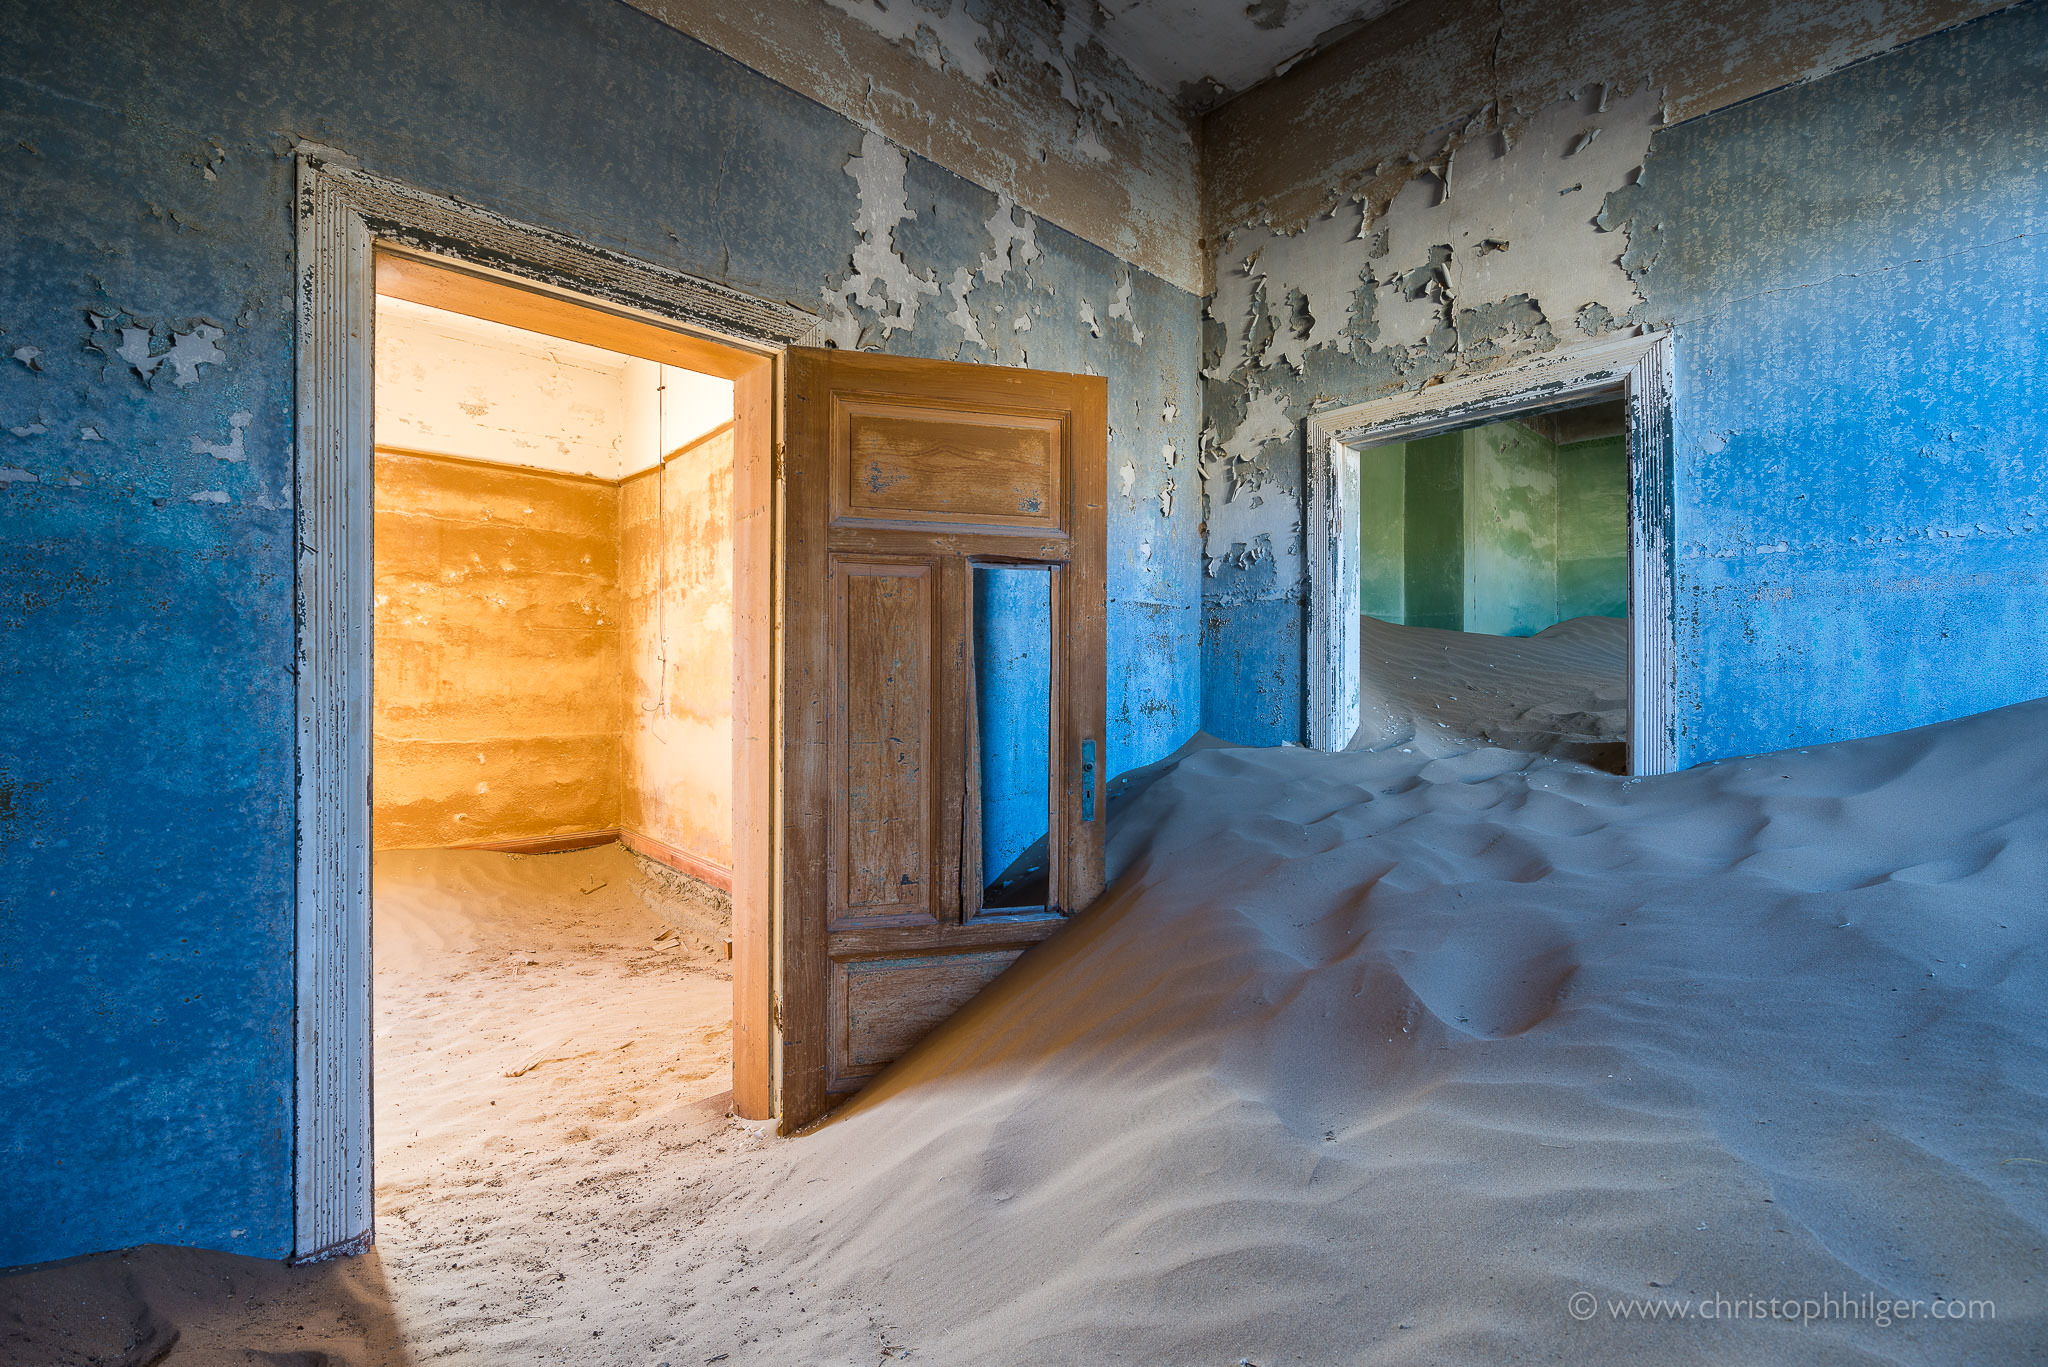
[1359,397,1630,637]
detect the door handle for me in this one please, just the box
[1081,738,1096,823]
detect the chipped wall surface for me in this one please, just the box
[619,0,1204,291]
[620,428,735,871]
[0,0,1201,1266]
[1197,0,2048,755]
[372,454,625,849]
[1201,0,2019,245]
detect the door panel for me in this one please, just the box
[830,557,944,928]
[779,348,1106,1129]
[834,398,1065,532]
[829,949,1024,1089]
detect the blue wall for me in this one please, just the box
[1615,5,2048,759]
[0,0,1201,1266]
[1199,1,2048,759]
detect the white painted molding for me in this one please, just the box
[291,151,817,1261]
[1303,437,1361,752]
[1302,332,1678,776]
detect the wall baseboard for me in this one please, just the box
[447,827,620,855]
[620,828,734,893]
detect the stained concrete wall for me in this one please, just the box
[1198,0,2048,751]
[372,452,624,849]
[0,0,1201,1267]
[620,426,735,871]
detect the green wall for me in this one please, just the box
[1358,422,1627,635]
[1462,421,1559,636]
[1401,433,1467,630]
[1556,436,1629,619]
[1357,443,1407,621]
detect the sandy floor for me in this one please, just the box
[8,701,2048,1364]
[1355,612,1631,768]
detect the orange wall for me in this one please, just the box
[619,425,735,870]
[372,450,623,849]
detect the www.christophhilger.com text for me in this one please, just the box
[1566,1290,1995,1327]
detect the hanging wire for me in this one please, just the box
[656,364,670,713]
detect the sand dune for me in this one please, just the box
[7,703,2046,1364]
[1355,612,1630,769]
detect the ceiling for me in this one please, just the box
[1093,0,1409,109]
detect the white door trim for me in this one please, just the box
[1302,331,1678,775]
[290,149,819,1261]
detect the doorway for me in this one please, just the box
[368,286,742,1213]
[1353,396,1631,769]
[1302,333,1677,776]
[292,156,1111,1260]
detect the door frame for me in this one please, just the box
[290,149,819,1261]
[1302,332,1678,775]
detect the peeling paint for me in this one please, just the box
[192,409,254,462]
[821,133,942,346]
[620,0,1203,290]
[91,315,229,388]
[821,0,995,84]
[1202,0,2014,248]
[0,467,36,483]
[1108,271,1144,343]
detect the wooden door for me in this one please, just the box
[777,348,1106,1129]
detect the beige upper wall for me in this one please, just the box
[1200,0,2015,242]
[618,0,1204,292]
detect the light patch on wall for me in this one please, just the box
[981,193,1040,283]
[1108,271,1144,344]
[1215,200,1372,375]
[934,190,1050,357]
[946,267,987,347]
[1201,383,1299,578]
[88,314,228,388]
[822,132,942,347]
[1370,86,1660,350]
[192,410,253,463]
[1205,245,1263,377]
[821,0,994,84]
